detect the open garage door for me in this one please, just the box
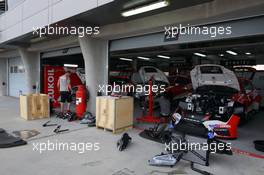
[40,47,85,106]
[8,57,27,97]
[108,15,264,130]
[109,16,264,107]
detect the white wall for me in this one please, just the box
[19,48,40,94]
[8,57,28,97]
[0,0,113,43]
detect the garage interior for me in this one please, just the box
[40,52,85,91]
[109,34,264,155]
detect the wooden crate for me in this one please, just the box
[20,94,50,120]
[96,96,134,134]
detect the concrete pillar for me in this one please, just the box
[0,58,7,96]
[18,48,40,94]
[78,37,108,114]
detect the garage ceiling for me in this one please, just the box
[110,35,264,63]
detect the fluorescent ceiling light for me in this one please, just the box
[157,55,170,59]
[245,52,251,55]
[194,52,206,57]
[121,1,169,17]
[253,65,264,71]
[120,58,133,62]
[226,50,238,56]
[137,56,150,61]
[64,64,78,68]
[219,54,224,57]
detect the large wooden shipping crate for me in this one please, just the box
[96,96,134,134]
[20,94,50,120]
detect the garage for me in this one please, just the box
[1,1,264,175]
[106,15,264,170]
[109,16,264,112]
[40,47,86,106]
[8,57,27,97]
[109,36,264,113]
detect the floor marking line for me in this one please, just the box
[232,148,264,159]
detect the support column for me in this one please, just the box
[0,58,7,96]
[18,48,40,94]
[78,37,108,114]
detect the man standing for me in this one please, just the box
[57,71,72,113]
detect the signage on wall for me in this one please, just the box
[164,30,179,42]
[220,60,256,66]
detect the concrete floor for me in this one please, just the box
[0,96,264,175]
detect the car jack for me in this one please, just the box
[53,125,69,133]
[137,78,167,123]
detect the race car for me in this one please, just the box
[171,64,242,138]
[131,66,191,100]
[187,64,241,120]
[131,66,169,89]
[233,66,264,107]
[232,78,262,121]
[166,75,192,101]
[109,70,134,96]
[174,64,260,137]
[203,114,240,139]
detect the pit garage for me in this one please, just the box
[108,16,264,162]
[40,47,86,107]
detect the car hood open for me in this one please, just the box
[190,64,240,93]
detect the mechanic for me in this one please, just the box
[57,70,72,113]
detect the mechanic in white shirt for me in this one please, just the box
[57,71,72,113]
